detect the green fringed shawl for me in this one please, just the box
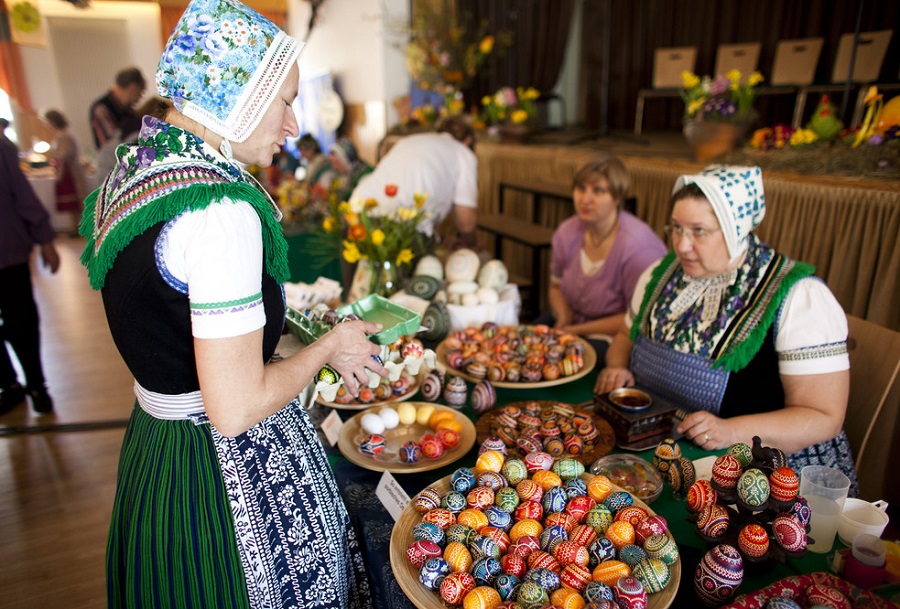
[80,139,289,291]
[630,245,814,372]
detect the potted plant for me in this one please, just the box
[480,86,541,142]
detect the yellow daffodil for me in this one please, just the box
[681,71,700,89]
[397,207,418,222]
[338,201,350,214]
[323,216,337,233]
[364,198,378,210]
[687,99,705,116]
[479,35,494,54]
[511,109,528,124]
[396,248,414,266]
[371,229,385,246]
[342,241,362,263]
[414,193,428,209]
[748,71,764,87]
[726,70,741,86]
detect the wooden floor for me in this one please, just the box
[0,235,133,609]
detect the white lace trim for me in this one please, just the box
[668,269,739,322]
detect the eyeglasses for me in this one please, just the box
[663,224,721,241]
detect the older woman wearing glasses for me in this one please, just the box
[595,165,857,494]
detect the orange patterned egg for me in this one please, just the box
[429,410,456,430]
[553,540,590,567]
[592,559,631,585]
[421,508,456,529]
[516,479,544,502]
[467,487,495,510]
[510,518,544,541]
[444,541,474,572]
[478,526,511,553]
[475,450,506,473]
[615,506,649,527]
[687,479,718,513]
[544,512,577,534]
[738,523,770,558]
[542,364,561,381]
[550,586,587,609]
[440,571,476,604]
[414,487,443,513]
[532,470,563,491]
[606,521,636,549]
[437,418,464,434]
[457,508,489,531]
[587,475,613,502]
[514,500,544,522]
[527,549,561,573]
[769,466,799,503]
[462,585,502,609]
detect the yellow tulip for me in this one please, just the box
[371,229,385,246]
[398,208,417,221]
[748,71,764,87]
[338,201,350,213]
[726,69,741,86]
[479,35,494,54]
[681,71,700,89]
[413,192,428,209]
[323,216,337,233]
[343,241,362,263]
[511,109,528,124]
[396,248,414,266]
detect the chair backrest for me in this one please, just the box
[831,30,893,83]
[845,314,900,500]
[714,42,762,83]
[651,46,697,89]
[771,37,824,86]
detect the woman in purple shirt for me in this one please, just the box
[547,156,666,360]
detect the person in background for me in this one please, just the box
[328,137,372,204]
[297,132,335,192]
[88,66,146,149]
[0,114,60,415]
[43,109,88,236]
[350,115,478,248]
[81,0,384,604]
[0,118,16,150]
[540,156,666,362]
[595,165,856,495]
[93,97,173,182]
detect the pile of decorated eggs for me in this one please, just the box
[440,324,587,383]
[410,252,509,308]
[403,452,679,607]
[332,369,416,405]
[484,401,602,461]
[359,404,464,463]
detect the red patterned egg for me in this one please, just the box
[401,338,425,359]
[508,535,541,559]
[500,552,527,577]
[440,571,476,604]
[686,479,718,513]
[696,503,730,539]
[591,559,631,586]
[407,539,442,568]
[560,496,592,524]
[544,512,577,535]
[772,513,807,554]
[737,523,770,559]
[516,436,543,455]
[527,550,561,573]
[467,486,495,510]
[563,432,584,455]
[694,544,743,607]
[420,434,444,459]
[422,508,456,530]
[415,487,443,512]
[471,380,497,414]
[516,479,544,502]
[614,575,648,609]
[478,526,511,553]
[711,454,743,489]
[436,427,461,449]
[569,524,598,547]
[514,500,543,522]
[634,515,668,545]
[805,583,851,609]
[552,540,590,567]
[769,466,799,502]
[523,451,555,472]
[615,506,649,527]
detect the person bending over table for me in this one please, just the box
[329,137,372,204]
[540,156,666,362]
[594,165,857,495]
[81,0,386,605]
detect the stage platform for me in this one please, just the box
[472,129,900,331]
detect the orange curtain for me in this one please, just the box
[0,0,33,112]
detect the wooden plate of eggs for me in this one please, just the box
[316,370,422,410]
[337,403,476,473]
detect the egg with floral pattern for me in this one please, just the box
[736,468,770,508]
[493,573,520,601]
[615,575,648,609]
[643,534,680,565]
[418,557,449,590]
[653,438,682,473]
[399,441,421,464]
[772,513,807,554]
[711,454,743,489]
[694,544,743,607]
[726,442,754,467]
[790,495,812,528]
[359,433,385,456]
[407,539,442,568]
[804,583,851,609]
[439,571,476,605]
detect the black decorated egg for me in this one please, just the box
[441,492,467,514]
[418,301,450,342]
[668,456,696,494]
[471,380,497,414]
[694,544,744,607]
[772,513,807,554]
[418,557,449,591]
[471,556,502,587]
[588,537,616,565]
[399,441,421,464]
[421,370,444,402]
[696,503,730,538]
[653,438,682,473]
[583,581,616,602]
[443,375,468,408]
[790,496,812,528]
[736,467,770,507]
[315,364,340,385]
[604,491,633,515]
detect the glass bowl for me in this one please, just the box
[590,453,664,504]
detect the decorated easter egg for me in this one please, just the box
[805,583,851,609]
[500,458,528,485]
[446,248,481,282]
[737,523,770,559]
[397,402,417,425]
[406,274,442,300]
[500,552,527,578]
[551,584,588,607]
[585,504,614,536]
[524,451,554,472]
[541,487,569,514]
[415,254,444,280]
[446,524,477,546]
[466,361,487,380]
[652,438,682,473]
[479,436,508,457]
[769,466,800,503]
[605,521,636,549]
[587,475,614,503]
[440,491,468,514]
[483,508,514,534]
[436,427,461,449]
[615,506,649,527]
[476,470,506,491]
[443,375,468,408]
[451,467,477,493]
[604,491,634,514]
[584,581,616,602]
[614,575,648,609]
[551,458,585,480]
[493,573,519,601]
[668,456,697,494]
[727,442,754,467]
[419,301,450,342]
[421,370,444,402]
[467,486,495,511]
[553,540,590,568]
[687,479,718,513]
[643,533,680,565]
[444,540,474,573]
[711,454,743,489]
[509,518,543,541]
[413,521,445,545]
[391,374,411,396]
[544,512,576,534]
[469,536,502,561]
[516,435,542,455]
[457,508,489,531]
[463,584,501,609]
[420,434,444,459]
[440,571,476,604]
[524,566,560,590]
[494,487,520,514]
[471,380,497,414]
[515,580,549,607]
[634,515,668,545]
[419,556,450,590]
[379,407,399,430]
[359,434,385,456]
[790,495,812,528]
[422,508,456,530]
[315,364,340,385]
[399,441,422,464]
[476,449,505,473]
[631,557,671,593]
[480,526,511,554]
[478,259,509,290]
[563,432,584,455]
[516,480,543,505]
[588,537,617,565]
[507,534,540,559]
[565,495,596,524]
[538,524,568,553]
[772,513,807,554]
[407,539,442,568]
[736,468,770,508]
[415,487,443,513]
[532,470,563,493]
[696,503,730,539]
[360,412,385,435]
[591,559,630,586]
[618,543,649,568]
[694,544,744,607]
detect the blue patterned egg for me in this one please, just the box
[443,375,468,408]
[632,557,671,593]
[494,573,520,601]
[583,581,616,602]
[441,491,467,514]
[618,543,649,567]
[471,380,497,414]
[604,491,634,515]
[399,441,421,464]
[471,556,502,586]
[766,597,802,609]
[412,522,445,546]
[483,506,513,531]
[565,478,588,499]
[359,434,385,456]
[501,458,529,485]
[445,524,477,546]
[421,369,444,402]
[539,524,569,553]
[694,544,744,607]
[479,436,508,456]
[418,557,449,590]
[495,487,520,513]
[451,467,477,493]
[476,470,507,490]
[469,535,502,560]
[524,567,560,591]
[736,468,770,508]
[588,537,617,566]
[790,495,812,529]
[542,486,569,514]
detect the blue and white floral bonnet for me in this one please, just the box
[156,0,302,144]
[673,165,765,262]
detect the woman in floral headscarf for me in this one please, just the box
[595,165,857,495]
[81,0,384,606]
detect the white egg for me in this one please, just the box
[445,249,480,282]
[360,412,385,435]
[478,259,509,290]
[477,287,499,304]
[462,292,480,307]
[379,407,400,430]
[414,255,444,280]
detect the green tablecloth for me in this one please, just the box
[284,229,342,286]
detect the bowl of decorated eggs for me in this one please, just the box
[436,324,596,388]
[337,403,476,473]
[389,452,681,609]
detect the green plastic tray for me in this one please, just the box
[337,294,421,345]
[284,306,318,345]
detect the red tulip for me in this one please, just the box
[384,184,398,197]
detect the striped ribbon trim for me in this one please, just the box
[134,381,208,424]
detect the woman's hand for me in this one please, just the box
[594,366,634,394]
[319,321,388,395]
[678,411,734,451]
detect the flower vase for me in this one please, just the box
[368,258,400,298]
[498,123,532,144]
[683,120,748,163]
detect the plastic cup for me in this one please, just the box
[838,498,890,545]
[799,465,851,553]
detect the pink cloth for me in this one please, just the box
[550,210,666,324]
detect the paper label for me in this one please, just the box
[376,470,411,522]
[320,409,343,446]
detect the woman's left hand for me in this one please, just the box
[678,411,733,451]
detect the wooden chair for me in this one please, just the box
[844,315,900,501]
[754,38,824,127]
[713,42,762,84]
[633,46,697,135]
